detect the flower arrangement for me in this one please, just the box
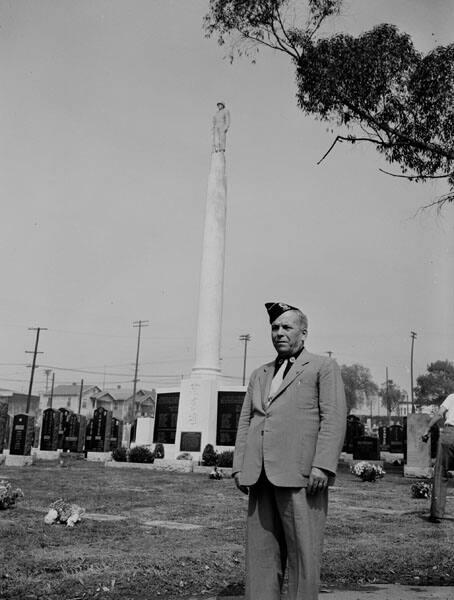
[0,480,24,509]
[209,466,225,480]
[411,480,432,499]
[44,498,85,527]
[350,461,385,482]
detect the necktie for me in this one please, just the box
[268,359,288,403]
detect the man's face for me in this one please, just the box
[271,311,307,357]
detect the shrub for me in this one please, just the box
[176,452,193,460]
[202,443,218,466]
[112,447,127,462]
[217,450,234,468]
[129,446,155,463]
[154,443,165,459]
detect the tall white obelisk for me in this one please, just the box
[192,149,227,376]
[173,103,230,458]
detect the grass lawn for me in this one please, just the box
[0,460,453,600]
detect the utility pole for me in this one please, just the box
[77,379,84,414]
[410,331,417,414]
[25,327,47,413]
[239,334,251,386]
[131,320,149,422]
[49,372,55,409]
[386,366,390,425]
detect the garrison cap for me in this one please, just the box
[265,302,300,324]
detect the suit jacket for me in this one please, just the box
[232,348,347,487]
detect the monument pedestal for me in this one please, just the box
[34,450,61,461]
[5,454,36,467]
[86,451,112,462]
[174,376,219,461]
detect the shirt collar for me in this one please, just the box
[275,346,304,369]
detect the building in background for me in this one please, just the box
[0,388,40,416]
[40,383,102,416]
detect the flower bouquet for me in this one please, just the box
[350,461,385,482]
[0,480,24,509]
[209,466,225,480]
[44,498,85,527]
[411,480,432,499]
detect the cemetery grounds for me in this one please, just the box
[1,461,453,600]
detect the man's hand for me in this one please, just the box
[421,433,430,443]
[233,473,249,495]
[307,467,329,495]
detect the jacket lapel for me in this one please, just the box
[258,362,274,411]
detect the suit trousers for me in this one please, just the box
[431,427,454,518]
[246,471,328,600]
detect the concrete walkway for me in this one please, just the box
[187,586,454,600]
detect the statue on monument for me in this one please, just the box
[212,102,230,152]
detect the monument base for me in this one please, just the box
[87,451,112,462]
[173,376,218,462]
[404,466,433,478]
[5,454,36,467]
[33,450,61,461]
[171,376,245,462]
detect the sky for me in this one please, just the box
[1,0,453,397]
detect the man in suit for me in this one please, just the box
[233,302,346,600]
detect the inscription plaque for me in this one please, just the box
[180,431,201,452]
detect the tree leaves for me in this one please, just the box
[415,360,454,406]
[204,0,454,206]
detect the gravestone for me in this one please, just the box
[91,407,112,452]
[40,408,61,451]
[85,418,94,452]
[353,435,381,461]
[109,418,123,451]
[378,426,388,450]
[63,414,87,453]
[404,413,432,477]
[180,431,202,452]
[10,414,35,455]
[343,415,365,453]
[57,408,71,449]
[0,403,9,453]
[387,424,404,453]
[33,425,40,448]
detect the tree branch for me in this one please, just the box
[317,135,389,165]
[239,28,295,56]
[379,168,451,181]
[273,4,301,61]
[340,97,454,161]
